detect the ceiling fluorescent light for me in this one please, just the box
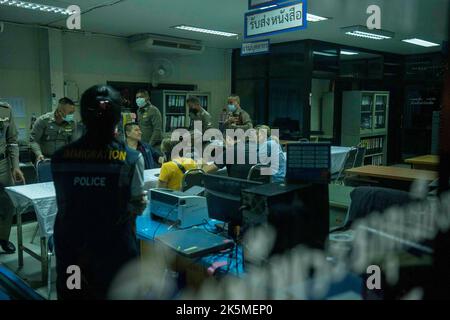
[402,38,440,47]
[313,51,337,57]
[340,50,359,55]
[342,25,394,40]
[259,4,278,10]
[174,25,237,37]
[0,0,74,15]
[307,13,328,22]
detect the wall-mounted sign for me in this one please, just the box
[244,0,307,39]
[248,0,285,10]
[241,39,271,56]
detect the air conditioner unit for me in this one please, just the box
[129,34,205,55]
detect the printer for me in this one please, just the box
[149,188,209,228]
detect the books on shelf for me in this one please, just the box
[360,136,384,155]
[364,154,383,166]
[166,115,185,132]
[157,91,210,133]
[198,96,208,110]
[166,95,186,114]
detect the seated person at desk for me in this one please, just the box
[206,127,285,182]
[124,122,161,169]
[157,138,200,191]
[255,125,286,183]
[206,134,259,180]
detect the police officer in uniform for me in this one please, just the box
[135,89,162,149]
[187,96,212,133]
[0,101,25,253]
[30,97,78,161]
[223,95,253,131]
[51,85,147,299]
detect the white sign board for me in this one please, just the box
[245,0,307,39]
[241,40,270,56]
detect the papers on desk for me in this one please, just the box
[5,169,162,239]
[144,168,160,190]
[6,182,55,200]
[5,182,57,238]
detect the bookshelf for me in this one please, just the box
[151,90,211,133]
[341,91,389,166]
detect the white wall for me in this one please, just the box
[62,32,232,126]
[0,24,232,138]
[0,24,43,135]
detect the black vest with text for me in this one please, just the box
[51,135,140,245]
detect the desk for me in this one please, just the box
[137,212,243,291]
[4,169,161,283]
[329,184,353,210]
[279,140,299,146]
[328,184,353,229]
[345,165,437,182]
[4,182,56,281]
[404,155,439,171]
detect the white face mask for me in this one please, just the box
[63,114,75,122]
[136,98,147,108]
[227,104,236,112]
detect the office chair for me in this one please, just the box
[332,147,358,185]
[343,146,382,187]
[46,237,55,300]
[181,169,205,192]
[247,164,271,184]
[353,146,367,168]
[35,159,53,183]
[31,159,53,244]
[337,187,412,231]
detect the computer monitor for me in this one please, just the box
[203,174,262,226]
[273,118,300,132]
[286,142,331,184]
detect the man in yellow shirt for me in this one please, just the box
[158,138,198,191]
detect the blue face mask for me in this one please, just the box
[227,104,236,112]
[64,114,74,122]
[136,98,147,108]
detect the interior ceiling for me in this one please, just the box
[0,0,448,55]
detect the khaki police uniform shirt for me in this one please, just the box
[137,104,162,147]
[223,108,253,131]
[0,102,19,170]
[189,108,212,133]
[30,111,78,158]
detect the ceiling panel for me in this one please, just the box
[0,0,448,54]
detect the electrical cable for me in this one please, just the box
[235,242,239,276]
[45,0,129,26]
[152,206,177,240]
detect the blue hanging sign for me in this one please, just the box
[244,0,307,39]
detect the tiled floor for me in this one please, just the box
[0,221,57,300]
